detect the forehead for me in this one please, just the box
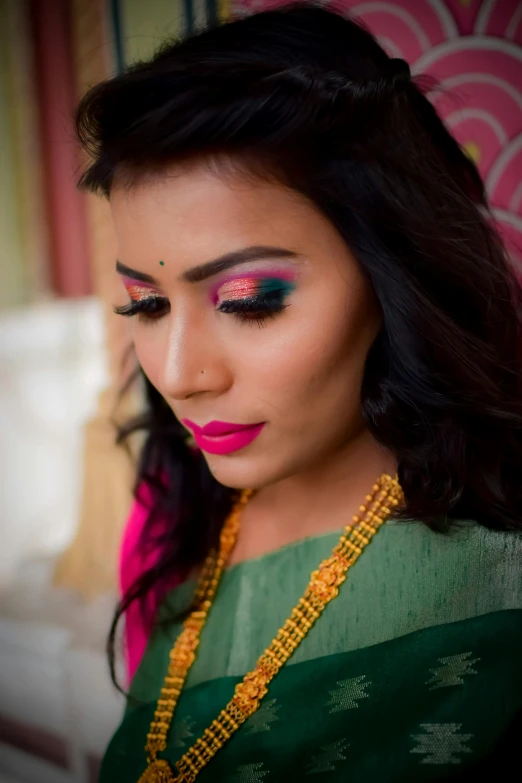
[109,160,330,262]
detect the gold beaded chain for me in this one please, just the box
[137,474,403,783]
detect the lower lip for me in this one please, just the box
[192,424,265,455]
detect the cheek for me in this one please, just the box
[240,287,379,414]
[133,327,167,391]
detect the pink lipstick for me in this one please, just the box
[182,419,265,455]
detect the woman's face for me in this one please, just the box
[110,160,382,490]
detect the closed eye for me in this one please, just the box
[114,297,170,322]
[217,292,289,325]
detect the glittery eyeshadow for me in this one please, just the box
[122,277,162,302]
[216,278,259,302]
[211,270,297,306]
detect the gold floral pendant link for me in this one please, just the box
[137,758,178,782]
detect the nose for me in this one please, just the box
[160,308,232,401]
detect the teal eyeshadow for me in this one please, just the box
[257,278,296,296]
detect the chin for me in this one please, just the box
[202,451,285,491]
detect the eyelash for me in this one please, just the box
[218,293,289,326]
[114,297,169,322]
[113,292,289,326]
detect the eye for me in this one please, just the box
[114,297,170,323]
[215,277,295,326]
[217,291,289,326]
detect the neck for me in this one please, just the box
[227,428,397,567]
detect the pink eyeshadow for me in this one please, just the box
[121,276,161,301]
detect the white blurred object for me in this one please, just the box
[0,559,125,783]
[0,298,123,782]
[0,297,109,585]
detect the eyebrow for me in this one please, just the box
[116,245,300,286]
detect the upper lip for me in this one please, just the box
[183,419,263,437]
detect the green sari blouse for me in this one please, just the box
[100,518,522,782]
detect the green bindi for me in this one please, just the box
[159,260,165,266]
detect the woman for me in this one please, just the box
[76,3,522,781]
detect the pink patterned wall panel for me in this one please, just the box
[233,0,522,275]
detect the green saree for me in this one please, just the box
[101,519,522,781]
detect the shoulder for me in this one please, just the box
[380,519,522,611]
[301,520,522,666]
[384,516,522,559]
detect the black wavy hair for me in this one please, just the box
[75,2,522,691]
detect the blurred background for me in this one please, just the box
[0,1,521,781]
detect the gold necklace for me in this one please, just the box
[138,474,403,783]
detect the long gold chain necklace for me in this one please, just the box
[138,473,403,783]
